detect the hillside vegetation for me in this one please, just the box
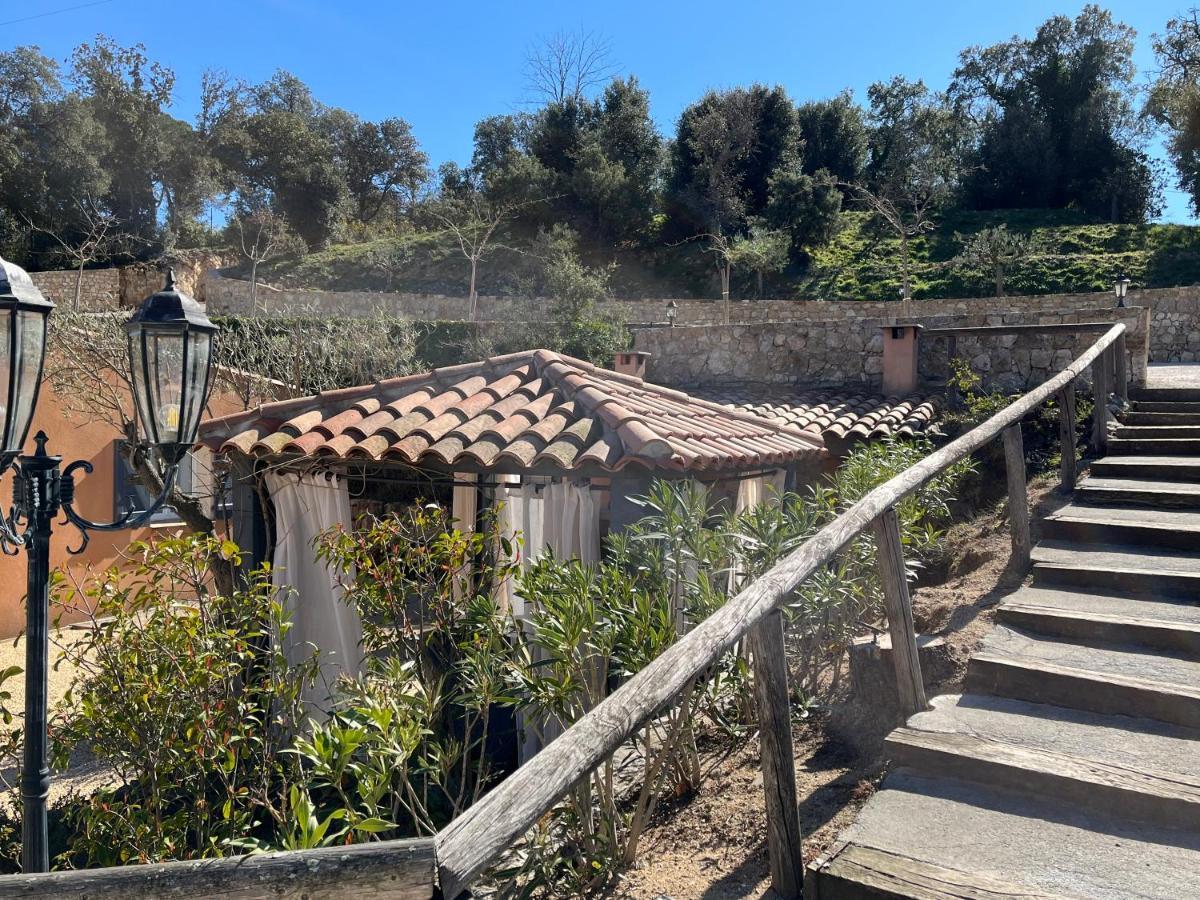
[244,209,1200,302]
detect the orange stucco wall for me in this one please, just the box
[0,381,244,639]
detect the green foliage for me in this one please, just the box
[52,536,321,866]
[953,5,1156,223]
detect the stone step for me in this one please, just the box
[1089,454,1200,481]
[997,586,1200,653]
[1076,475,1200,507]
[965,624,1200,727]
[810,770,1200,899]
[1121,410,1200,425]
[1128,399,1200,414]
[1040,501,1200,551]
[1107,437,1200,455]
[1032,540,1200,598]
[889,696,1200,830]
[1114,424,1200,439]
[1130,386,1200,403]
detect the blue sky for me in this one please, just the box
[5,0,1196,221]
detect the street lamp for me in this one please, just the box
[666,299,678,327]
[0,260,216,873]
[1114,274,1131,308]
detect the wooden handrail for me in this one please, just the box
[0,837,436,899]
[434,322,1126,899]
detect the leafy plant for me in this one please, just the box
[52,536,321,866]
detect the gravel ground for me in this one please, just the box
[0,625,117,809]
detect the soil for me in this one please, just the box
[608,473,1069,900]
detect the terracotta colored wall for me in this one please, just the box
[0,382,246,639]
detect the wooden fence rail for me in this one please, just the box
[0,838,436,899]
[0,324,1124,900]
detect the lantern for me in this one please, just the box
[1114,274,1131,308]
[0,257,54,475]
[126,270,217,463]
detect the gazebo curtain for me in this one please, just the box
[494,475,599,616]
[264,470,365,712]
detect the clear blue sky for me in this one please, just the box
[6,0,1196,221]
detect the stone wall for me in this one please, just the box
[28,268,121,308]
[201,272,1193,363]
[634,306,1149,394]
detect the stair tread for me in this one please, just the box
[1091,454,1200,467]
[1032,539,1200,576]
[978,624,1200,690]
[998,585,1200,627]
[1077,475,1200,496]
[1044,501,1200,530]
[906,693,1200,784]
[842,770,1200,900]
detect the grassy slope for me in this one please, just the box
[249,209,1200,301]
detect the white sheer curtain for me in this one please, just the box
[543,480,600,565]
[264,471,365,711]
[494,476,600,764]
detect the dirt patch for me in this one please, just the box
[607,472,1069,899]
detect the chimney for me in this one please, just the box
[613,351,651,379]
[881,324,922,395]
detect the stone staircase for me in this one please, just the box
[809,383,1200,899]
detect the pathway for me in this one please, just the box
[809,368,1200,899]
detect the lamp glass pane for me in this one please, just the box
[178,329,212,444]
[8,309,45,453]
[128,331,155,444]
[147,331,185,445]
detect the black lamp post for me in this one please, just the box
[1114,274,1131,308]
[666,299,678,327]
[0,260,216,873]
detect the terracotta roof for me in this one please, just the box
[692,386,940,451]
[199,350,824,475]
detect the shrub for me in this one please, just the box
[52,536,321,866]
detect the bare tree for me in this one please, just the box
[25,197,124,308]
[525,28,617,104]
[235,209,288,311]
[433,197,527,321]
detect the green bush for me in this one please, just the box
[52,536,321,866]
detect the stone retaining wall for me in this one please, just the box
[201,272,1192,364]
[634,306,1149,394]
[28,268,121,308]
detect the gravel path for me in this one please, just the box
[0,625,118,809]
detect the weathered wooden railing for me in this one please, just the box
[0,324,1126,900]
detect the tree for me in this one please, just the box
[206,69,346,250]
[728,222,790,298]
[666,85,800,240]
[69,37,176,245]
[954,224,1034,297]
[333,114,429,226]
[796,91,868,186]
[524,29,616,104]
[25,197,125,307]
[234,207,291,310]
[1149,9,1200,214]
[852,77,968,301]
[765,168,842,260]
[434,165,535,320]
[952,5,1157,221]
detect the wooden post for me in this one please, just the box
[748,610,804,899]
[1058,382,1077,491]
[1003,424,1031,568]
[1092,348,1109,455]
[1114,333,1128,404]
[870,507,928,718]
